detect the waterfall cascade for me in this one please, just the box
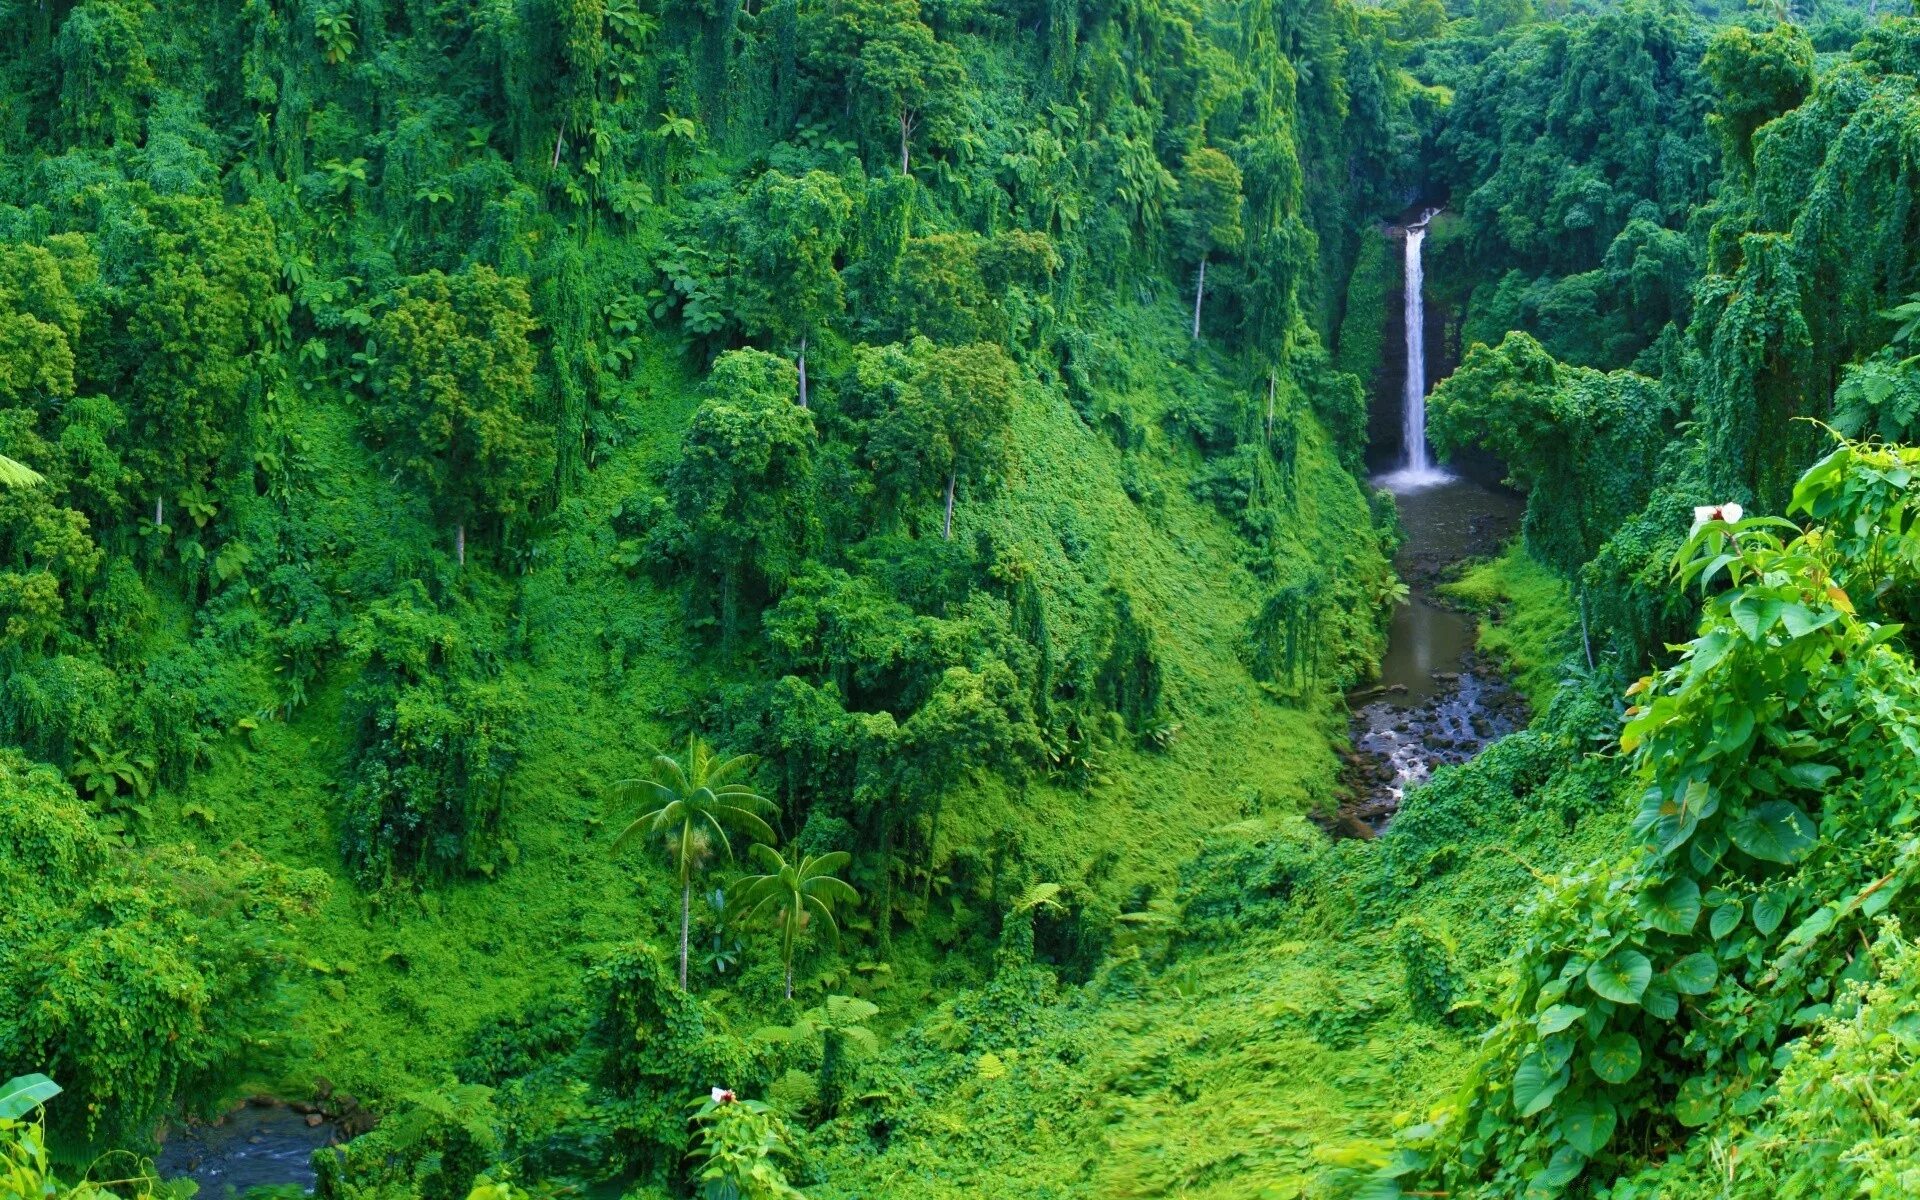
[1381,207,1450,492]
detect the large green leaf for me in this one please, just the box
[0,1074,59,1120]
[1586,950,1652,1005]
[1638,875,1701,935]
[1673,1076,1722,1127]
[1532,1143,1587,1191]
[1537,1004,1586,1036]
[1753,888,1791,935]
[1667,952,1718,996]
[1513,1056,1570,1119]
[1728,801,1817,864]
[1642,975,1679,1020]
[1709,899,1743,940]
[1559,1093,1618,1156]
[1590,1032,1642,1084]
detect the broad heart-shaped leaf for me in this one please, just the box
[1537,1004,1586,1036]
[1753,888,1791,936]
[1513,1055,1570,1119]
[1587,949,1653,1005]
[1532,1143,1587,1191]
[1642,976,1680,1020]
[0,1074,59,1119]
[1730,595,1785,641]
[1559,1093,1619,1156]
[1673,1076,1722,1128]
[1710,899,1744,940]
[1729,801,1818,864]
[1667,952,1719,996]
[1783,762,1840,791]
[1638,875,1702,935]
[1590,1032,1642,1084]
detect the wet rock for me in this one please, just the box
[305,1114,324,1128]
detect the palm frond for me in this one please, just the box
[0,454,43,489]
[801,851,852,878]
[803,893,842,946]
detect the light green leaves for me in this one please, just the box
[1673,1076,1722,1127]
[1537,1004,1586,1036]
[1638,875,1701,934]
[1589,1032,1642,1084]
[1586,950,1652,1005]
[0,1074,59,1120]
[1729,594,1783,640]
[1729,801,1817,864]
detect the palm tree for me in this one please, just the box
[0,454,43,488]
[738,845,858,1000]
[612,735,778,989]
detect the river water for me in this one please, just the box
[1333,209,1530,832]
[156,1102,338,1195]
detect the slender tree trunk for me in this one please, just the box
[942,471,956,540]
[455,522,465,566]
[1266,370,1277,441]
[680,880,691,989]
[900,109,912,175]
[923,794,943,904]
[797,335,809,408]
[1191,255,1207,340]
[785,960,794,1001]
[155,497,164,527]
[551,127,565,170]
[877,817,894,960]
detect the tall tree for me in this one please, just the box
[665,350,818,640]
[801,0,966,174]
[737,845,858,999]
[1175,147,1245,341]
[858,338,1020,538]
[735,171,854,407]
[611,736,778,989]
[368,265,552,565]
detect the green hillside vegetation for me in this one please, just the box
[15,0,1920,1198]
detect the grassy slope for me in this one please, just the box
[811,763,1629,1200]
[1440,539,1578,711]
[142,292,1386,1108]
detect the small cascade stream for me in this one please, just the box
[1334,209,1529,834]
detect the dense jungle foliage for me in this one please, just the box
[14,0,1920,1196]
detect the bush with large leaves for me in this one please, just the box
[1389,439,1920,1198]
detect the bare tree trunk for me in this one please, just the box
[1266,369,1276,441]
[551,127,565,170]
[900,110,912,175]
[680,881,691,989]
[877,817,894,960]
[942,471,956,539]
[455,523,465,566]
[154,497,164,527]
[797,335,809,408]
[785,961,793,1001]
[1192,255,1207,340]
[923,794,943,904]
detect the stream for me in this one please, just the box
[1333,208,1529,833]
[156,1101,342,1196]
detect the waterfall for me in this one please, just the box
[1383,208,1449,491]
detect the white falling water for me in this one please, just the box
[1381,208,1450,492]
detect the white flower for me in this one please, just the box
[1692,502,1743,530]
[711,1087,736,1105]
